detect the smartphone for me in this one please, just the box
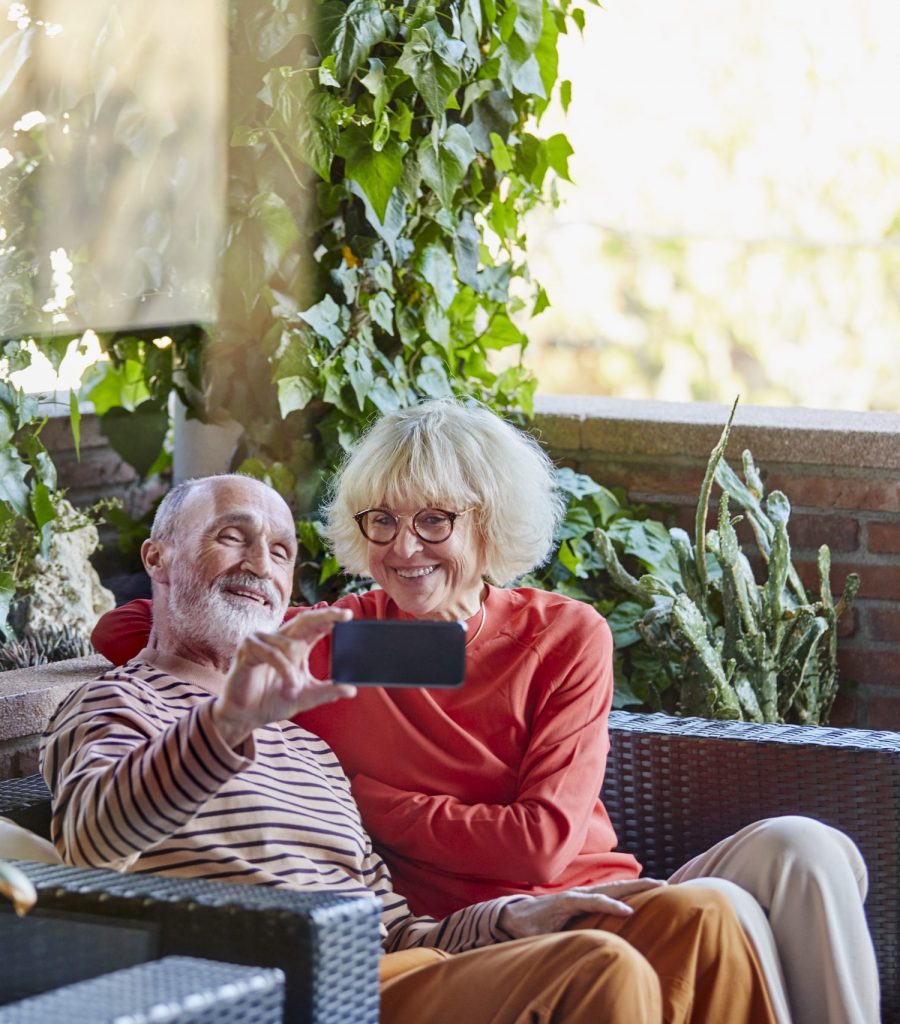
[331,620,467,687]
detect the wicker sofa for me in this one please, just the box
[3,711,899,1022]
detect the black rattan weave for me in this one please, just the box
[0,956,284,1023]
[0,858,380,1024]
[605,711,900,1023]
[5,713,898,1021]
[0,776,51,838]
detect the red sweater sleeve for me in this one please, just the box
[91,599,153,664]
[350,614,614,885]
[91,599,304,664]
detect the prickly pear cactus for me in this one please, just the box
[595,401,859,725]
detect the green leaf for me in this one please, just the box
[0,448,30,517]
[416,355,453,398]
[607,518,674,571]
[69,390,81,459]
[347,347,375,409]
[511,53,546,98]
[423,301,451,347]
[453,211,480,289]
[0,570,15,640]
[245,4,304,60]
[556,466,603,499]
[322,0,389,84]
[513,0,544,52]
[532,286,550,315]
[249,191,301,274]
[318,56,341,87]
[560,79,572,112]
[397,25,465,121]
[533,4,560,103]
[29,481,55,556]
[369,290,395,334]
[607,601,645,649]
[282,80,341,181]
[468,90,517,153]
[369,377,402,413]
[490,131,513,172]
[348,183,408,262]
[390,100,413,141]
[80,359,151,415]
[418,244,457,310]
[277,375,315,417]
[557,505,598,540]
[338,128,405,222]
[545,133,574,181]
[481,311,526,350]
[297,294,348,347]
[418,124,476,209]
[360,57,385,96]
[99,401,169,480]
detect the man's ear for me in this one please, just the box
[142,538,171,585]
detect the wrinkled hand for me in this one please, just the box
[212,607,356,747]
[498,878,667,938]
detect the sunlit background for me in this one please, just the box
[521,0,900,411]
[4,0,899,413]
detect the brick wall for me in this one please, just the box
[535,396,900,730]
[40,399,900,731]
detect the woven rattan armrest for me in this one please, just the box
[605,710,900,1023]
[0,860,380,1024]
[0,955,284,1023]
[0,775,51,838]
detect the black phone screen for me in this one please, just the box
[331,620,466,687]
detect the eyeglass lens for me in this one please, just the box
[359,508,455,544]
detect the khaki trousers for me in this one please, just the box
[381,884,777,1024]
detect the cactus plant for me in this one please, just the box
[595,400,859,724]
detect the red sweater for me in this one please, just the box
[92,587,641,917]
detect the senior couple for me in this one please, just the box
[45,399,878,1023]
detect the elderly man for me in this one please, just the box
[42,474,776,1024]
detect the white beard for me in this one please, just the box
[169,567,284,660]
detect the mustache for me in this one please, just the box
[215,571,281,609]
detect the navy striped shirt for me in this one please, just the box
[41,659,520,953]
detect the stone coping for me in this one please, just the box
[534,395,900,471]
[0,655,110,742]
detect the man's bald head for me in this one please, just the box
[150,474,291,542]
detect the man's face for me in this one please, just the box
[160,478,297,658]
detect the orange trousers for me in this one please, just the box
[380,884,777,1024]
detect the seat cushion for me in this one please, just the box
[0,816,62,864]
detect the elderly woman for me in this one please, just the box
[94,399,878,1024]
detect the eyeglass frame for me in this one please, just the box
[353,506,476,545]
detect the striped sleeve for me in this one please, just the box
[41,674,252,870]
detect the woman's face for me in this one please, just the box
[364,500,486,620]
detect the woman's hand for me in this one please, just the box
[212,607,356,748]
[498,878,666,938]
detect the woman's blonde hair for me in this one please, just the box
[322,399,565,585]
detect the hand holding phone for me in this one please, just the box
[331,620,466,687]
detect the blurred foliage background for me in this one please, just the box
[519,0,900,412]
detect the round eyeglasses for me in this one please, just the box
[353,507,475,545]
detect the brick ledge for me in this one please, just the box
[534,395,900,472]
